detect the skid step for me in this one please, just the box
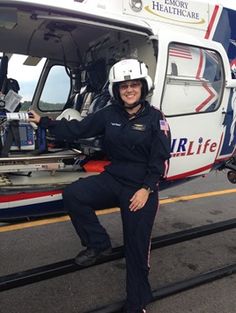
[0,150,81,173]
[0,149,80,162]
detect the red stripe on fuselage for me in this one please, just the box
[205,5,219,39]
[0,190,62,203]
[167,164,213,181]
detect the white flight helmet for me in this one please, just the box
[108,59,153,99]
[56,108,82,121]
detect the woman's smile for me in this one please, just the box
[119,80,142,106]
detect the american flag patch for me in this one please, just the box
[160,120,169,131]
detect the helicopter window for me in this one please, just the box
[38,65,71,111]
[161,43,224,116]
[1,53,46,111]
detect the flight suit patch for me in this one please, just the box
[131,124,146,131]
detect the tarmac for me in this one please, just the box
[0,171,236,313]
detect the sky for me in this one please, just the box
[7,55,45,102]
[7,55,69,103]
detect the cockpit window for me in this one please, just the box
[161,43,224,116]
[38,65,71,111]
[6,54,46,110]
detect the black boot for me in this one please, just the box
[75,246,112,266]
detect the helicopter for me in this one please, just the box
[0,0,235,221]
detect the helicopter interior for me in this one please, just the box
[0,5,157,170]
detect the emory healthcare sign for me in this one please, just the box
[123,0,209,30]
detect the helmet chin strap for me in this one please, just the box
[123,99,146,111]
[123,101,141,110]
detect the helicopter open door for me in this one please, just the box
[150,30,235,180]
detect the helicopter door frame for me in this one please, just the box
[150,30,233,180]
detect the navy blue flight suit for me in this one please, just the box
[40,100,171,311]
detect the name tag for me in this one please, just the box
[111,122,121,127]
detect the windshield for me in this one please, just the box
[0,53,46,110]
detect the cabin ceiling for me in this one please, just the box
[0,6,111,63]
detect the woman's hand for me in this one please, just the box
[28,110,41,124]
[129,188,150,212]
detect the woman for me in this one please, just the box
[29,59,171,313]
